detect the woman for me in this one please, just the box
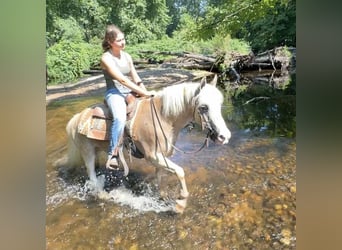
[100,24,154,169]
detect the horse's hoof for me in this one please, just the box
[175,199,187,214]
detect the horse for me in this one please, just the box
[65,75,231,213]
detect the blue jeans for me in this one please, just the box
[105,89,129,157]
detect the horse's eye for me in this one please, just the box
[198,105,208,113]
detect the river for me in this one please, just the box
[46,72,296,249]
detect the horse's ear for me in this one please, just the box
[200,76,207,86]
[209,74,217,86]
[195,77,207,96]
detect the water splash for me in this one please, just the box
[104,185,174,213]
[46,174,174,214]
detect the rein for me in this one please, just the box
[150,97,210,155]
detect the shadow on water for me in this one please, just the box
[46,72,296,249]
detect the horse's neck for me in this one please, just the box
[159,96,195,133]
[172,109,194,132]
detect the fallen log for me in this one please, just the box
[82,69,102,75]
[226,46,296,82]
[82,47,296,80]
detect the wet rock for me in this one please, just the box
[274,204,282,210]
[280,228,292,245]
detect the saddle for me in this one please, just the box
[78,93,138,141]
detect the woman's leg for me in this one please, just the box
[105,93,127,166]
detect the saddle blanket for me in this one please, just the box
[77,103,112,140]
[77,101,144,158]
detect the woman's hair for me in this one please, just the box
[102,24,123,51]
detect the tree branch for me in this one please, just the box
[243,96,270,105]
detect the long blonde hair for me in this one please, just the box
[102,24,123,51]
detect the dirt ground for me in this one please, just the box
[46,67,212,105]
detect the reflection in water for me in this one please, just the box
[221,73,296,138]
[46,74,296,249]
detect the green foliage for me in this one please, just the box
[188,0,295,52]
[244,0,296,52]
[46,0,109,46]
[46,0,295,84]
[101,0,170,44]
[172,13,250,55]
[126,36,184,60]
[77,0,109,41]
[47,40,102,84]
[172,13,200,41]
[87,37,103,67]
[47,17,84,46]
[126,34,250,64]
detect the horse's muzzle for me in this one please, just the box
[209,130,230,145]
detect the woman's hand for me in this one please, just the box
[139,90,156,97]
[146,90,157,97]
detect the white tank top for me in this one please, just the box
[103,51,132,93]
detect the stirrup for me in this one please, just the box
[106,156,118,170]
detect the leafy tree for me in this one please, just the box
[187,0,295,52]
[166,0,209,36]
[47,17,84,46]
[101,0,170,44]
[46,0,109,46]
[243,0,296,52]
[76,0,109,42]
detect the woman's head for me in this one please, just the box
[102,24,125,51]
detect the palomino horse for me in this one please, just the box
[65,75,231,213]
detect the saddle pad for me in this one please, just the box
[78,104,111,141]
[77,100,139,141]
[88,117,111,140]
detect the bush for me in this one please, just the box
[47,40,101,84]
[127,34,250,62]
[47,35,249,85]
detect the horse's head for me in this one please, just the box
[193,75,231,144]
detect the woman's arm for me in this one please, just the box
[126,53,147,91]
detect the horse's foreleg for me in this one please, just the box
[152,153,189,213]
[151,155,189,213]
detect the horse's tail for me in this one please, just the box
[65,113,83,167]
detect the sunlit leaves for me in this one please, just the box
[184,0,295,52]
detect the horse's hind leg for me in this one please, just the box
[79,143,98,185]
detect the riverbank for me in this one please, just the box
[46,67,211,105]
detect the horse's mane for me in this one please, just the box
[158,83,199,117]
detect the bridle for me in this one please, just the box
[150,96,214,155]
[194,99,219,142]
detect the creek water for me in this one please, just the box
[46,73,296,249]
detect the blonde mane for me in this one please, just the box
[158,83,199,117]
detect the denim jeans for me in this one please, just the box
[105,88,129,157]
